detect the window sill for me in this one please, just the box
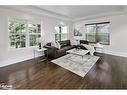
[88,42,110,45]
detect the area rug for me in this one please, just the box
[51,54,100,77]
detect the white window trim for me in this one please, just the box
[55,25,69,41]
[8,18,42,50]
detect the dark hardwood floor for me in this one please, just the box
[0,53,127,89]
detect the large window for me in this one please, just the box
[28,24,41,46]
[85,22,110,45]
[9,19,41,48]
[55,26,68,41]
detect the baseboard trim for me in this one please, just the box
[0,55,35,68]
[0,50,127,68]
[104,50,127,58]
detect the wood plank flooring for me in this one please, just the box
[0,53,127,89]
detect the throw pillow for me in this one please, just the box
[81,44,95,56]
[56,41,61,49]
[51,42,57,48]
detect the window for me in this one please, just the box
[85,22,110,45]
[28,24,41,46]
[55,26,68,41]
[9,19,41,48]
[9,20,26,48]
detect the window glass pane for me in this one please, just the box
[55,26,60,41]
[86,22,110,45]
[20,34,26,48]
[9,20,26,48]
[29,34,36,46]
[9,19,41,48]
[55,26,68,41]
[61,26,68,41]
[86,25,96,42]
[28,23,41,46]
[55,34,60,41]
[9,34,15,48]
[55,27,60,34]
[97,24,109,45]
[28,24,37,33]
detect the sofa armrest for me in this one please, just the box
[44,45,58,50]
[43,45,59,58]
[78,44,88,50]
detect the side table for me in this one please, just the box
[34,48,48,63]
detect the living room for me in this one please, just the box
[0,4,127,91]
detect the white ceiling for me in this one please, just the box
[0,5,126,21]
[36,6,124,19]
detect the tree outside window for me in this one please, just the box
[86,22,110,45]
[9,20,26,48]
[9,19,41,48]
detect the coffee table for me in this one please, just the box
[66,48,90,59]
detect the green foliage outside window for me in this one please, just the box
[9,19,41,48]
[9,21,26,48]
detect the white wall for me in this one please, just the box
[0,8,72,67]
[73,14,127,57]
[2,7,127,68]
[42,16,73,44]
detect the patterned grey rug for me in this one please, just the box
[51,54,100,77]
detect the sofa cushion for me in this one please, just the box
[57,45,75,57]
[78,44,87,50]
[56,41,61,49]
[51,41,58,48]
[59,40,71,48]
[46,42,51,46]
[66,40,71,46]
[61,45,75,51]
[80,40,89,45]
[44,40,75,58]
[81,44,95,56]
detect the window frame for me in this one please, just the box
[28,23,41,47]
[8,18,41,49]
[85,22,110,45]
[55,26,68,41]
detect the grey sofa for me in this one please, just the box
[44,40,76,58]
[44,40,89,59]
